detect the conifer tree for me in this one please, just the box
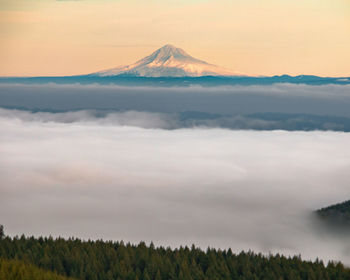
[0,225,4,240]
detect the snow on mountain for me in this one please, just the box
[92,44,240,77]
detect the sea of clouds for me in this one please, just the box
[1,108,350,264]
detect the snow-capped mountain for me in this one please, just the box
[92,44,240,77]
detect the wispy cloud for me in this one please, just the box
[2,108,350,131]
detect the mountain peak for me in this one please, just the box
[140,44,199,65]
[159,44,178,50]
[157,44,186,55]
[93,44,241,77]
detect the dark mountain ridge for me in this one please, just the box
[1,74,349,87]
[317,200,350,226]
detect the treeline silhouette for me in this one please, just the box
[0,227,349,280]
[317,200,350,220]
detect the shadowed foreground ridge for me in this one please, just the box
[0,231,349,280]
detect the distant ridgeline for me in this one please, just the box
[0,227,350,280]
[0,75,350,86]
[317,200,350,226]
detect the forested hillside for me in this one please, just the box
[0,258,77,280]
[0,228,349,280]
[317,200,350,223]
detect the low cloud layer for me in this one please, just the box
[1,111,350,264]
[1,83,350,117]
[1,108,350,132]
[0,108,177,129]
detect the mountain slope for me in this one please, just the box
[93,44,240,77]
[317,200,350,226]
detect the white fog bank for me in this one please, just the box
[1,112,350,264]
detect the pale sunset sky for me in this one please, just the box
[0,0,349,77]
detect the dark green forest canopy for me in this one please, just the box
[0,258,77,280]
[317,200,350,225]
[0,232,349,280]
[318,200,350,216]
